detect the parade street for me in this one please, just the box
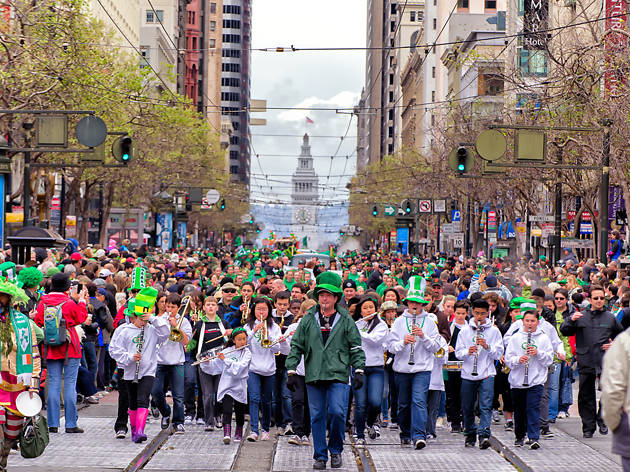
[7,390,619,472]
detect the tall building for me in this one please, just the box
[139,0,178,93]
[221,0,251,185]
[90,0,141,47]
[291,134,320,248]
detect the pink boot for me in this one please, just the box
[135,408,149,443]
[128,409,138,442]
[234,425,243,442]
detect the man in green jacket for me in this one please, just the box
[286,272,365,470]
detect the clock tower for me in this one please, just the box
[291,134,319,247]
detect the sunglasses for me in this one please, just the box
[591,296,605,300]
[554,297,566,301]
[223,289,237,294]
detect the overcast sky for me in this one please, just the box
[250,0,366,205]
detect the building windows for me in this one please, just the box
[410,11,415,21]
[388,126,393,137]
[485,0,497,9]
[146,9,163,23]
[432,66,435,78]
[232,121,240,130]
[192,37,197,50]
[518,49,548,76]
[223,5,241,14]
[433,18,437,29]
[210,20,216,31]
[210,38,216,48]
[222,63,240,72]
[389,73,394,85]
[222,34,241,43]
[458,0,469,8]
[417,11,424,21]
[223,19,241,29]
[391,3,397,15]
[388,109,394,120]
[229,135,239,145]
[210,2,216,13]
[389,91,394,102]
[229,150,239,160]
[140,46,150,68]
[222,49,241,58]
[222,92,241,102]
[480,73,504,95]
[222,77,241,87]
[431,90,435,101]
[230,165,239,174]
[431,114,435,126]
[388,144,394,154]
[391,21,396,32]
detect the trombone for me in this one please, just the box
[169,296,191,342]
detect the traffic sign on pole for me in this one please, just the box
[451,210,461,222]
[418,199,432,213]
[384,205,396,216]
[433,199,446,213]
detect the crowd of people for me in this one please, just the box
[0,244,628,470]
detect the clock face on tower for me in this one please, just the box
[295,208,312,224]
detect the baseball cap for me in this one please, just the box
[342,279,357,290]
[70,252,82,261]
[99,268,113,278]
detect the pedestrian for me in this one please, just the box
[560,285,623,437]
[445,300,468,433]
[455,298,504,449]
[505,304,554,450]
[286,271,365,470]
[109,288,169,443]
[271,290,294,434]
[35,272,88,434]
[388,276,442,450]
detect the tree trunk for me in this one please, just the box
[99,181,115,247]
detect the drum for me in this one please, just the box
[443,361,463,371]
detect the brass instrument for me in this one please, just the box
[443,360,463,371]
[435,347,445,358]
[169,296,191,342]
[260,322,272,348]
[241,296,251,325]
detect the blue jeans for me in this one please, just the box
[559,362,574,413]
[152,364,185,425]
[82,341,98,386]
[353,366,384,439]
[47,357,81,428]
[395,371,431,442]
[547,363,561,420]
[461,376,494,440]
[247,373,274,434]
[307,382,350,461]
[272,368,292,427]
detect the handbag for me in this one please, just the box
[19,414,49,458]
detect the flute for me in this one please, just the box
[191,345,247,365]
[408,308,418,366]
[133,325,145,384]
[523,329,532,387]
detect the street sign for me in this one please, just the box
[384,205,396,216]
[200,198,212,210]
[451,210,461,222]
[433,199,446,213]
[452,233,464,248]
[529,215,555,222]
[442,223,453,234]
[418,238,431,244]
[418,199,431,213]
[205,189,220,204]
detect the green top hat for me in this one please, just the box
[0,262,17,284]
[134,287,158,315]
[0,278,29,306]
[509,296,526,310]
[130,267,147,291]
[404,276,429,304]
[519,299,537,313]
[313,271,343,298]
[124,297,137,317]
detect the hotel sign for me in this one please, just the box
[523,0,549,50]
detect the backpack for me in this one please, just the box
[43,302,69,346]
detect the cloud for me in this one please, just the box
[277,91,361,122]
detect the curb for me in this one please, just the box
[489,435,534,472]
[124,426,173,472]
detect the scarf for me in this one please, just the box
[0,309,33,376]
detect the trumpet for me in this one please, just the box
[258,321,272,348]
[241,295,250,325]
[169,295,191,342]
[435,347,445,358]
[191,345,247,365]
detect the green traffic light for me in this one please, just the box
[457,163,465,171]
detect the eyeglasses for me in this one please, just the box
[554,297,566,301]
[591,296,605,300]
[223,289,237,294]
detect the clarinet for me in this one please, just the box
[523,329,532,387]
[133,325,145,384]
[408,310,418,365]
[471,323,484,376]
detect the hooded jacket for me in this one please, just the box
[388,309,441,374]
[455,318,504,381]
[35,292,88,360]
[356,315,389,367]
[505,325,554,388]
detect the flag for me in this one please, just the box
[305,116,314,124]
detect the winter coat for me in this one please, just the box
[286,304,365,384]
[35,292,88,360]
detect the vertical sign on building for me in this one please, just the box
[523,0,549,50]
[604,0,627,92]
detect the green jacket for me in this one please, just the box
[286,304,365,384]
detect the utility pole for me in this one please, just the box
[554,142,563,264]
[599,119,612,262]
[22,122,33,227]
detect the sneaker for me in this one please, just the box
[161,416,170,430]
[451,424,462,433]
[49,427,58,433]
[414,439,426,450]
[261,431,270,441]
[215,417,223,429]
[541,428,554,439]
[313,459,326,470]
[196,418,205,425]
[514,438,524,447]
[504,420,514,431]
[205,423,214,432]
[301,436,310,446]
[401,438,412,445]
[174,424,185,435]
[234,426,243,441]
[284,424,294,435]
[426,433,437,440]
[151,407,160,418]
[278,426,287,436]
[184,416,193,425]
[492,410,500,423]
[479,437,491,450]
[65,427,84,433]
[436,416,446,427]
[556,411,567,419]
[356,438,366,446]
[367,426,377,440]
[465,440,476,448]
[599,423,609,435]
[530,440,540,450]
[330,453,342,468]
[115,429,127,439]
[381,420,388,428]
[288,435,301,445]
[247,432,258,442]
[390,423,399,429]
[86,395,99,404]
[373,424,381,438]
[223,434,231,445]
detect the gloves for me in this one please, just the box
[286,373,298,392]
[352,371,364,390]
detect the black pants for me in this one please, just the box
[493,369,513,412]
[184,360,204,418]
[578,371,605,434]
[115,370,129,432]
[198,368,220,425]
[128,376,154,410]
[387,368,398,424]
[445,371,462,428]
[290,375,310,437]
[222,394,246,427]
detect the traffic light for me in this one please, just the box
[185,195,192,212]
[249,217,254,225]
[448,146,474,174]
[401,199,413,215]
[371,205,378,217]
[340,229,345,237]
[256,225,261,233]
[112,135,135,163]
[219,199,226,211]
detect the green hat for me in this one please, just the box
[509,296,526,310]
[520,299,537,313]
[404,276,429,304]
[17,267,43,289]
[0,262,17,283]
[124,297,137,317]
[45,267,60,278]
[130,267,146,291]
[313,271,343,298]
[539,255,548,262]
[0,279,29,306]
[134,287,158,315]
[230,327,246,339]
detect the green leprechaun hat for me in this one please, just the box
[124,298,137,317]
[0,278,29,306]
[134,287,158,315]
[130,267,147,291]
[0,262,17,284]
[404,276,429,304]
[313,271,343,298]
